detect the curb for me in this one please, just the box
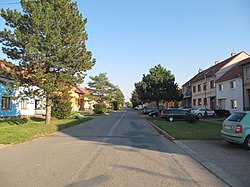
[141,115,175,141]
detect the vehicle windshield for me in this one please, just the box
[227,112,246,122]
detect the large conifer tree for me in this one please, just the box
[0,0,95,124]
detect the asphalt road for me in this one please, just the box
[0,109,228,187]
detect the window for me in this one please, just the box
[246,67,250,79]
[193,99,196,106]
[1,96,12,110]
[193,86,196,93]
[198,84,201,92]
[218,84,223,91]
[203,83,207,91]
[210,80,215,89]
[230,80,236,89]
[198,98,202,106]
[218,99,226,109]
[231,100,237,110]
[21,99,27,109]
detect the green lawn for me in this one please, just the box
[0,117,93,144]
[148,118,223,140]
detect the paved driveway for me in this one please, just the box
[176,140,250,187]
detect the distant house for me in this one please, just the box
[182,51,250,110]
[71,86,94,111]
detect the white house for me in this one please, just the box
[216,60,245,113]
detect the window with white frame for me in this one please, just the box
[230,80,236,89]
[193,99,196,106]
[210,80,215,89]
[218,99,226,109]
[231,100,237,110]
[193,86,196,93]
[198,84,201,92]
[198,98,202,106]
[218,84,223,91]
[21,99,28,109]
[1,96,12,110]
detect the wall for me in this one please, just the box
[216,78,243,113]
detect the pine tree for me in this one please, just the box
[0,0,95,124]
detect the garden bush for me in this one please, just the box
[185,114,199,124]
[93,103,107,114]
[4,117,28,125]
[52,93,72,119]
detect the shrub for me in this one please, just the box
[185,114,199,124]
[52,93,72,119]
[93,103,107,114]
[7,117,28,125]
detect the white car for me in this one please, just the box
[191,108,215,117]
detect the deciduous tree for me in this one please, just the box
[134,64,181,111]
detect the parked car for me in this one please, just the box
[191,108,215,117]
[221,111,250,149]
[178,107,193,111]
[161,109,191,122]
[214,109,231,117]
[149,109,159,117]
[143,107,157,114]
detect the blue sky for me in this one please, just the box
[0,0,250,101]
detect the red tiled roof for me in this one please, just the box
[216,57,250,83]
[75,86,90,95]
[182,51,248,86]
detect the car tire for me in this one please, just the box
[153,114,156,118]
[244,135,250,150]
[197,113,202,117]
[227,141,236,144]
[168,116,174,122]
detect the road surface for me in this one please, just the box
[0,109,228,186]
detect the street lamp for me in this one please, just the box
[203,82,207,117]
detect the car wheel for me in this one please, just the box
[197,113,202,117]
[244,136,250,150]
[153,114,156,118]
[169,116,174,122]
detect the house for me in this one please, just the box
[71,86,94,111]
[240,57,250,111]
[215,58,250,113]
[182,51,250,110]
[0,60,36,117]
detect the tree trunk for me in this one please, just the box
[45,98,52,124]
[156,101,160,117]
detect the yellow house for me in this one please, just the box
[71,86,92,111]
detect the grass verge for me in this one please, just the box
[147,118,223,140]
[0,117,93,144]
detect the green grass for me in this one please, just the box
[0,116,93,144]
[148,118,223,140]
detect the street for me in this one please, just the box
[0,109,227,187]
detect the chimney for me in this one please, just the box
[198,68,203,73]
[231,53,236,57]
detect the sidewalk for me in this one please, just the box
[144,115,250,187]
[176,140,250,187]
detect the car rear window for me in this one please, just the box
[227,112,246,122]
